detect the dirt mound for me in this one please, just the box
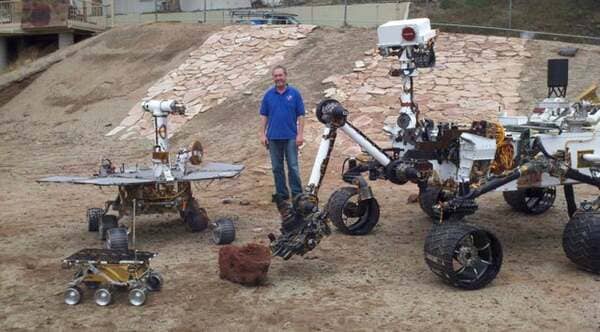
[0,23,219,147]
[218,243,271,286]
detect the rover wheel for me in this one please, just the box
[424,222,503,290]
[128,288,147,306]
[419,186,452,223]
[326,186,379,235]
[563,211,600,273]
[87,208,103,232]
[98,215,118,240]
[212,218,236,245]
[94,288,112,306]
[64,286,83,305]
[145,271,164,291]
[105,227,128,250]
[184,199,209,232]
[502,187,556,215]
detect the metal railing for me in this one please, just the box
[0,0,108,30]
[67,0,105,25]
[0,0,21,25]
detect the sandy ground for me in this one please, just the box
[1,24,599,331]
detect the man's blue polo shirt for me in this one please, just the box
[260,85,305,140]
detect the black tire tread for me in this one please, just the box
[185,199,209,232]
[87,208,103,232]
[106,227,128,250]
[502,187,555,215]
[563,211,600,273]
[326,186,379,236]
[419,186,451,222]
[213,218,236,245]
[424,222,503,290]
[146,271,163,291]
[98,215,118,240]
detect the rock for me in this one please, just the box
[235,36,252,44]
[200,54,218,62]
[352,115,373,127]
[222,198,234,204]
[292,33,307,40]
[239,199,250,206]
[558,47,578,57]
[204,33,222,45]
[407,193,419,204]
[324,87,337,98]
[106,126,126,137]
[321,75,339,84]
[218,244,271,286]
[355,60,365,68]
[367,87,386,95]
[283,40,299,47]
[374,79,393,89]
[243,90,253,96]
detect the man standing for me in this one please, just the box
[259,65,305,205]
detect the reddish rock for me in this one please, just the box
[218,244,271,286]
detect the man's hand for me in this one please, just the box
[296,116,305,147]
[260,133,268,147]
[259,115,268,148]
[296,134,304,147]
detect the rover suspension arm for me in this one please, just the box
[441,157,600,219]
[270,101,395,259]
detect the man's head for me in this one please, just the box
[272,65,287,89]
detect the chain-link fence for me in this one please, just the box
[108,0,600,43]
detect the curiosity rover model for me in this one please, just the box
[39,100,244,249]
[270,18,600,290]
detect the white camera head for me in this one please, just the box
[377,18,436,55]
[141,99,186,116]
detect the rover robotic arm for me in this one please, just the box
[269,100,427,259]
[270,19,439,259]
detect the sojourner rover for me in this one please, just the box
[38,100,244,249]
[270,18,600,290]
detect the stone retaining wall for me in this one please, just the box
[106,24,316,140]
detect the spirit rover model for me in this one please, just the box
[39,100,244,249]
[270,18,600,290]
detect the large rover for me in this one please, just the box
[270,18,600,290]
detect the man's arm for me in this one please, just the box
[296,116,304,147]
[259,95,269,147]
[295,90,306,147]
[260,115,268,147]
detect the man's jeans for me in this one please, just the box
[268,139,302,201]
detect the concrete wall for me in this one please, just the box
[287,2,410,27]
[107,0,252,15]
[180,0,252,11]
[113,0,157,14]
[113,2,410,27]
